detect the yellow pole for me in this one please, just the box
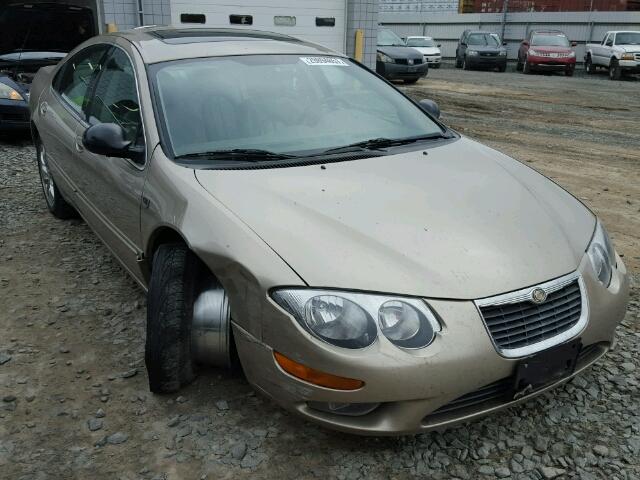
[106,23,118,33]
[354,29,364,62]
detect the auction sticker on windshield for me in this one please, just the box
[300,57,349,66]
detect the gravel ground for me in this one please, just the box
[1,68,639,480]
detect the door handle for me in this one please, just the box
[75,137,84,153]
[39,101,48,116]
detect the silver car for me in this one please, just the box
[29,27,629,435]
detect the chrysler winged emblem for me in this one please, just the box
[531,288,547,304]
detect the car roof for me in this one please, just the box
[106,26,340,64]
[531,30,566,35]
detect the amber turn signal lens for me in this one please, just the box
[274,352,364,391]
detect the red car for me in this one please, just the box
[517,30,577,76]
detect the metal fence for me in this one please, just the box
[379,11,640,62]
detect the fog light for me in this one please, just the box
[307,401,380,417]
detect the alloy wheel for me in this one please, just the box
[38,143,55,208]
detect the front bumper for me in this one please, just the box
[235,254,629,435]
[424,55,441,66]
[0,99,30,130]
[466,55,507,68]
[619,59,640,72]
[528,55,576,70]
[377,61,429,81]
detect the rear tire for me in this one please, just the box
[35,138,77,219]
[609,59,622,80]
[145,244,200,393]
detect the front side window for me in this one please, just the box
[152,55,444,158]
[467,33,500,46]
[87,47,142,147]
[406,38,436,47]
[54,44,111,115]
[531,34,570,47]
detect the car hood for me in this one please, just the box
[467,45,503,53]
[413,47,441,55]
[619,45,640,53]
[195,137,595,300]
[377,46,424,60]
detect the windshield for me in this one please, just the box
[378,29,405,47]
[406,38,436,47]
[616,32,640,45]
[152,55,443,158]
[0,5,94,56]
[467,33,500,47]
[531,34,570,47]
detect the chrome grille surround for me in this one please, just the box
[474,272,588,358]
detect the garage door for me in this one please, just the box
[170,0,347,53]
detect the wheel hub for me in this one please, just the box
[191,278,232,367]
[38,145,55,207]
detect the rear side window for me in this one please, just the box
[53,44,111,116]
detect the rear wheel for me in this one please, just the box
[36,138,77,219]
[585,56,595,74]
[609,59,622,80]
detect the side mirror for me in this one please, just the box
[502,41,508,46]
[437,44,442,47]
[522,41,529,46]
[83,123,133,158]
[460,42,467,47]
[571,41,577,47]
[419,99,440,119]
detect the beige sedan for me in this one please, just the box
[29,27,629,435]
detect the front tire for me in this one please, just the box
[523,58,531,74]
[609,59,622,80]
[36,138,77,219]
[462,56,470,70]
[145,244,200,393]
[565,65,575,77]
[585,56,595,74]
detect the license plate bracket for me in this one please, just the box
[512,339,581,399]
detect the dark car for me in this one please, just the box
[376,29,429,84]
[517,30,577,76]
[455,30,507,72]
[0,2,96,131]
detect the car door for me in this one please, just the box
[73,45,147,280]
[594,34,612,65]
[37,43,112,197]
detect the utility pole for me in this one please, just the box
[501,0,509,42]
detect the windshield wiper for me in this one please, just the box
[320,132,454,155]
[175,148,297,161]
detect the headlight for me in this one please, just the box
[499,50,507,56]
[467,50,479,56]
[271,289,440,350]
[621,53,635,61]
[586,220,617,287]
[377,52,393,63]
[0,82,24,101]
[568,51,576,58]
[529,49,540,56]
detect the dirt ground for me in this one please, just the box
[1,67,639,480]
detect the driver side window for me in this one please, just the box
[605,35,613,46]
[86,47,143,149]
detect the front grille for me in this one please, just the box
[395,58,423,65]
[480,52,498,57]
[478,279,582,352]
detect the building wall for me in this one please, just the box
[380,0,458,13]
[346,0,380,68]
[101,0,171,30]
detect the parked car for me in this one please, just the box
[376,28,429,84]
[29,27,629,435]
[517,30,577,76]
[0,2,96,131]
[585,31,640,80]
[455,30,507,72]
[405,36,442,68]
